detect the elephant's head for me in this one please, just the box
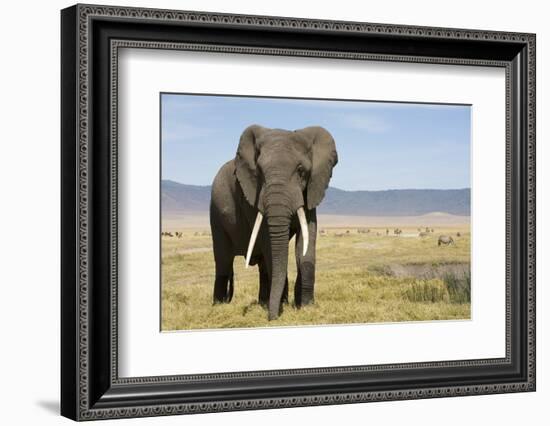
[235,125,338,319]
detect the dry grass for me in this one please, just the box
[161,220,471,330]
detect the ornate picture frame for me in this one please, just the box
[61,4,535,420]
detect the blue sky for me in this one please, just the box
[161,94,470,191]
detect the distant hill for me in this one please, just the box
[320,187,470,216]
[162,180,470,216]
[162,180,211,212]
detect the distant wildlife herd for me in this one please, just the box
[161,231,183,238]
[161,227,461,247]
[161,231,210,238]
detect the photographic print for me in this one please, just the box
[161,94,472,330]
[61,6,535,418]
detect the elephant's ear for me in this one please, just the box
[299,126,338,210]
[235,125,265,207]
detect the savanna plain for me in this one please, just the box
[161,213,471,331]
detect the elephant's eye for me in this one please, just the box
[297,164,305,177]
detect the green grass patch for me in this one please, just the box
[443,272,471,304]
[403,279,450,303]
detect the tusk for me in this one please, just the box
[297,207,309,256]
[245,212,263,268]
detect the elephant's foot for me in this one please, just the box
[298,295,315,307]
[213,274,234,304]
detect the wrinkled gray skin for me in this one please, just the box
[438,235,455,246]
[209,125,338,320]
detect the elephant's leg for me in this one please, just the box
[294,268,303,307]
[294,209,317,307]
[212,226,235,303]
[258,258,270,306]
[213,257,234,303]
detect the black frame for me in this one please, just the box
[61,4,536,421]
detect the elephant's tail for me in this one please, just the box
[226,273,234,303]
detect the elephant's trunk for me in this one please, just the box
[263,182,293,320]
[267,217,290,320]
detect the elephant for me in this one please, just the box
[438,235,455,246]
[209,125,338,320]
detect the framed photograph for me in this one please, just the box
[61,4,536,421]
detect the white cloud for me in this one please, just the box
[335,113,390,133]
